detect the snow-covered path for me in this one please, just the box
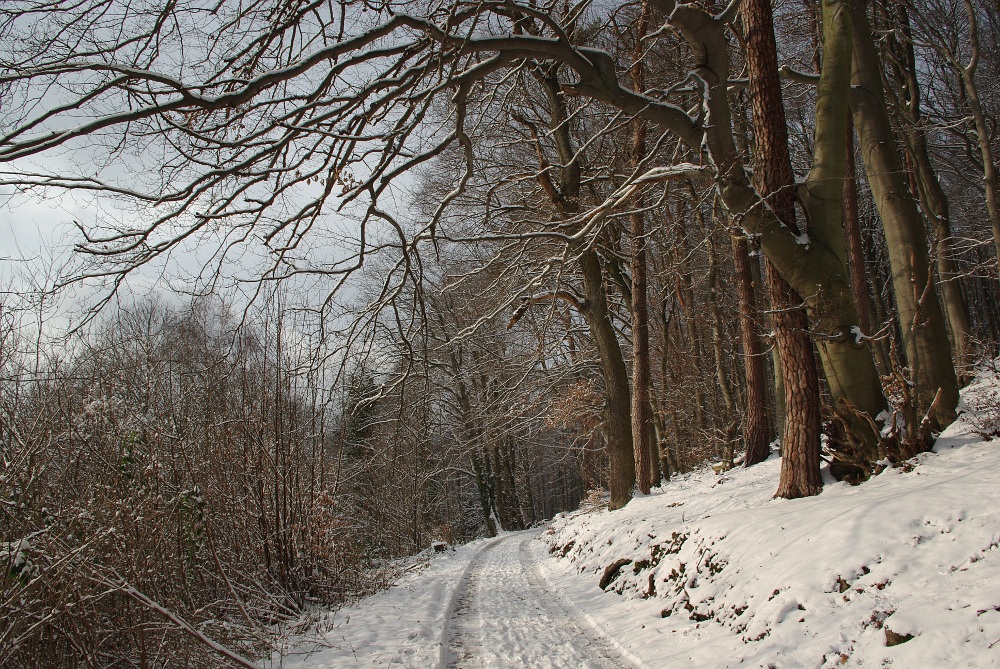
[442,532,632,669]
[274,529,637,669]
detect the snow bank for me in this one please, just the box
[539,372,1000,668]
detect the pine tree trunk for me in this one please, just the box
[629,4,653,494]
[742,0,822,494]
[731,235,772,465]
[630,220,652,493]
[766,264,823,496]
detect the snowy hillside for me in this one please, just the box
[541,369,1000,668]
[279,367,1000,668]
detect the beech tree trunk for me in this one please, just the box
[660,0,888,475]
[742,0,822,495]
[788,0,891,473]
[842,117,891,376]
[958,0,1000,285]
[887,5,972,383]
[533,72,637,509]
[580,249,637,509]
[848,0,958,430]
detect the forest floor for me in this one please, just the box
[274,364,1000,668]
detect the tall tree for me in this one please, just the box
[848,0,959,432]
[742,0,822,496]
[885,3,973,382]
[630,0,654,494]
[731,233,772,467]
[913,0,1000,284]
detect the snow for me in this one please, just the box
[271,542,481,668]
[277,368,1000,668]
[1,537,30,573]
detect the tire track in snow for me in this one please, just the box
[440,530,636,669]
[439,534,510,669]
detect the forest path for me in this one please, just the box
[440,530,635,669]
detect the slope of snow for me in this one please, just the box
[541,369,1000,668]
[278,366,1000,668]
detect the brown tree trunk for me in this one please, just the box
[742,0,822,495]
[629,2,653,494]
[670,197,711,437]
[533,72,637,509]
[648,424,662,485]
[580,249,637,509]
[731,234,772,465]
[705,226,740,466]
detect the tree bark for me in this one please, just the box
[629,1,653,494]
[705,226,740,466]
[842,116,891,376]
[848,0,958,430]
[731,234,772,465]
[887,5,972,383]
[533,72,637,509]
[958,0,1000,286]
[742,0,822,495]
[579,249,637,509]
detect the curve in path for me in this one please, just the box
[440,530,635,669]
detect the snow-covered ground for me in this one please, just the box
[276,367,1000,668]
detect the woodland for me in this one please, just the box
[0,0,999,665]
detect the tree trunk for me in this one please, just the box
[791,0,887,474]
[629,2,653,494]
[842,116,891,375]
[705,227,740,466]
[731,234,772,465]
[533,72,637,509]
[887,5,972,383]
[672,194,711,438]
[742,0,822,495]
[648,422,663,485]
[766,263,823,496]
[848,0,958,429]
[471,452,498,537]
[580,249,636,509]
[958,0,1000,286]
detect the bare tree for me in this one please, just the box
[0,0,970,482]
